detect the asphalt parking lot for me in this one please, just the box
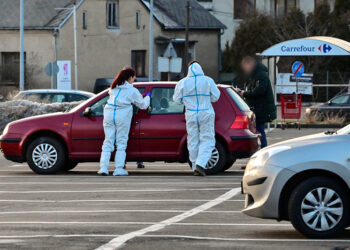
[0,128,349,250]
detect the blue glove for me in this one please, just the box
[146,92,152,97]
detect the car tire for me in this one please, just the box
[26,136,66,174]
[224,158,236,171]
[63,161,78,171]
[187,141,227,175]
[288,176,349,238]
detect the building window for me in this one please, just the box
[275,0,297,18]
[234,0,256,19]
[82,11,87,29]
[1,52,26,83]
[107,1,119,28]
[136,11,140,29]
[131,50,146,77]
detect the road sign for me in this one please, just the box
[45,62,59,76]
[292,61,304,77]
[163,42,177,58]
[57,60,72,90]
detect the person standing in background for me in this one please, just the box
[237,56,276,148]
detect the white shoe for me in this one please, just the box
[97,169,109,176]
[113,168,129,176]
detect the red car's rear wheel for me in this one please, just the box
[188,141,227,175]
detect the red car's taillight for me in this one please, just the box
[230,115,249,129]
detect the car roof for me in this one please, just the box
[133,81,229,88]
[19,89,95,96]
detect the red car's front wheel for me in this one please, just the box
[26,136,66,174]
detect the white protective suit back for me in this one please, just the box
[173,63,220,169]
[174,63,220,118]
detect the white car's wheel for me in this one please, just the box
[288,176,349,238]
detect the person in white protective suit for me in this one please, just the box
[98,67,151,176]
[173,61,221,176]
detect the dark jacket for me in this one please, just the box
[243,63,276,124]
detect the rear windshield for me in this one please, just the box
[226,88,251,112]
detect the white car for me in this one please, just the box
[242,125,350,238]
[13,89,95,103]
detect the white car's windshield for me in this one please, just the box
[337,124,350,135]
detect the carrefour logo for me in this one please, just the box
[318,44,332,53]
[281,45,315,53]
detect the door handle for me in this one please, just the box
[132,121,140,125]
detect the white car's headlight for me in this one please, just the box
[2,124,9,136]
[305,108,311,114]
[246,146,291,172]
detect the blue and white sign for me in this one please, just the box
[292,61,304,77]
[261,37,350,56]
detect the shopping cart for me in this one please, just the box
[280,94,302,130]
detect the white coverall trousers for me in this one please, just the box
[186,109,215,170]
[100,105,133,171]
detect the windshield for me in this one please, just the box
[226,88,251,112]
[337,124,350,135]
[69,94,98,113]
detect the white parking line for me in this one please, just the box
[0,188,230,194]
[0,222,292,227]
[142,234,350,243]
[0,199,244,203]
[96,188,241,250]
[0,210,242,214]
[0,175,243,178]
[0,234,349,243]
[0,182,240,185]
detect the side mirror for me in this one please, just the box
[328,101,332,106]
[83,107,92,116]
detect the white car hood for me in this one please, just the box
[265,132,331,149]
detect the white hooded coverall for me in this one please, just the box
[173,63,221,170]
[99,82,150,174]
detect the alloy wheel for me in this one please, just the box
[301,187,343,231]
[206,147,220,170]
[32,143,58,169]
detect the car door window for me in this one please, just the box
[133,87,145,114]
[68,94,89,102]
[331,95,349,105]
[150,87,184,114]
[90,96,109,116]
[51,94,66,103]
[89,87,145,116]
[23,93,42,102]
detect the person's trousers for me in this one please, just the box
[186,111,215,169]
[256,123,267,148]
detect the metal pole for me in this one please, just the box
[73,4,78,90]
[184,0,190,69]
[149,0,154,81]
[273,57,277,129]
[19,0,25,90]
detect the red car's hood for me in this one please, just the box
[6,112,74,135]
[10,112,73,125]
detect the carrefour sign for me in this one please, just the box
[262,38,350,56]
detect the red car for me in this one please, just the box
[0,82,259,175]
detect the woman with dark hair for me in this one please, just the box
[98,67,151,176]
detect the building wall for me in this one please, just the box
[201,0,335,49]
[58,0,221,91]
[0,29,54,89]
[57,0,152,91]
